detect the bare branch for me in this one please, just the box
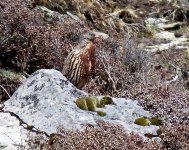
[0,85,11,98]
[101,56,117,92]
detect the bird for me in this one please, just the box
[62,33,100,88]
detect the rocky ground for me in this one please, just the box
[0,0,189,149]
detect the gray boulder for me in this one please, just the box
[4,69,88,134]
[4,69,159,138]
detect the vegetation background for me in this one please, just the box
[0,0,189,149]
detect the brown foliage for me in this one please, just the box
[161,124,189,150]
[0,0,88,73]
[1,0,189,149]
[83,32,149,96]
[28,121,161,150]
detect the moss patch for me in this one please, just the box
[135,117,163,126]
[0,69,25,81]
[134,117,150,126]
[75,96,116,117]
[100,96,116,106]
[75,97,100,111]
[150,117,162,126]
[97,111,106,117]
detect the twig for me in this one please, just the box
[166,65,181,85]
[0,85,11,98]
[101,56,117,92]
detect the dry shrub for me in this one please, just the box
[33,0,148,36]
[0,76,21,102]
[28,121,161,150]
[126,48,189,125]
[0,0,88,74]
[126,47,189,149]
[83,38,127,95]
[0,69,25,101]
[161,124,189,150]
[83,32,150,97]
[138,87,189,125]
[123,33,149,73]
[129,0,189,22]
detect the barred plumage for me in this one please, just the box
[62,42,95,88]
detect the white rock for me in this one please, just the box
[66,11,82,22]
[154,31,176,40]
[145,38,189,52]
[158,22,183,30]
[0,113,29,150]
[4,69,159,139]
[93,31,109,40]
[145,17,169,29]
[38,6,54,16]
[4,69,88,134]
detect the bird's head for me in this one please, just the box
[83,32,103,44]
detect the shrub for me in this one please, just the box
[0,0,87,73]
[27,121,161,150]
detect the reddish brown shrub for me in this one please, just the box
[28,121,162,150]
[0,0,88,73]
[161,124,189,150]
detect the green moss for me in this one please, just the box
[134,117,150,126]
[75,96,116,116]
[156,129,163,135]
[75,97,100,111]
[85,97,100,111]
[150,117,163,126]
[75,98,88,110]
[97,111,106,117]
[0,69,25,81]
[100,96,116,106]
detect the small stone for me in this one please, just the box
[174,32,183,38]
[27,125,34,130]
